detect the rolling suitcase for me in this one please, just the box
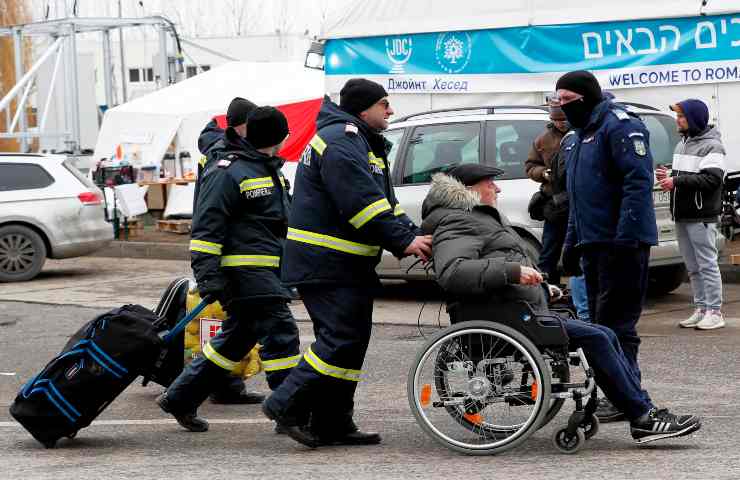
[144,277,191,387]
[9,297,211,448]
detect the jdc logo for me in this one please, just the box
[385,37,413,74]
[435,31,473,74]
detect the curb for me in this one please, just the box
[91,241,189,261]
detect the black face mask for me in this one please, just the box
[561,99,592,129]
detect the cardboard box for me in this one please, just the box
[145,183,167,210]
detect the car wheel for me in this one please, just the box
[647,264,687,296]
[0,225,47,282]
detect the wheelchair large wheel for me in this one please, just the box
[408,320,551,455]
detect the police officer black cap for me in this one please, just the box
[246,106,289,149]
[555,70,603,108]
[226,97,258,127]
[448,164,505,186]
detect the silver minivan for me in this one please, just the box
[377,104,699,295]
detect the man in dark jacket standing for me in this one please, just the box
[157,107,301,432]
[657,99,725,330]
[262,79,432,448]
[525,96,570,284]
[421,164,700,445]
[557,70,658,422]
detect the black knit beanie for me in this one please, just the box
[226,97,257,127]
[339,78,388,116]
[246,106,289,150]
[555,70,603,108]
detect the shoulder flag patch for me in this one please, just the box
[217,159,232,168]
[612,109,630,121]
[345,123,359,135]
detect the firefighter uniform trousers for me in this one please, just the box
[268,285,373,434]
[166,299,300,413]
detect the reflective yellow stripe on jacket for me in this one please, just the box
[203,342,239,371]
[240,176,274,192]
[393,204,406,217]
[304,346,362,382]
[287,227,380,257]
[262,354,302,372]
[220,255,280,268]
[309,134,327,155]
[190,239,223,255]
[368,152,386,169]
[349,198,391,229]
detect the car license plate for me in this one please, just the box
[653,190,670,206]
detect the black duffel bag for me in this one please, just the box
[528,189,549,221]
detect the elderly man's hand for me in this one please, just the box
[519,266,543,285]
[658,176,675,191]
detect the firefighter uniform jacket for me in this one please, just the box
[282,97,418,286]
[190,129,291,301]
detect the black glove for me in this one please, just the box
[561,246,582,277]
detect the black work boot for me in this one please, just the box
[312,418,382,446]
[156,393,209,432]
[261,399,318,448]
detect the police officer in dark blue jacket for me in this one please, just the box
[557,71,658,423]
[262,79,432,448]
[157,107,301,432]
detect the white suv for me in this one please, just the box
[377,104,700,295]
[0,154,113,282]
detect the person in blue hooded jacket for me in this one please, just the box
[262,79,432,448]
[557,70,658,424]
[657,99,725,330]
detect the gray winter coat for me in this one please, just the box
[420,173,547,310]
[670,126,725,222]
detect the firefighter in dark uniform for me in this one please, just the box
[557,70,658,423]
[262,79,433,448]
[193,97,266,405]
[194,97,257,210]
[157,107,301,432]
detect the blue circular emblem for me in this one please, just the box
[435,31,472,74]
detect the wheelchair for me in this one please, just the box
[407,299,598,455]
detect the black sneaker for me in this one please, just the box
[595,397,626,423]
[156,393,209,433]
[630,407,701,444]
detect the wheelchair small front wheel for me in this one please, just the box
[582,414,599,440]
[552,427,585,454]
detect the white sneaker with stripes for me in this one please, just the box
[695,310,725,330]
[630,407,701,444]
[679,308,705,328]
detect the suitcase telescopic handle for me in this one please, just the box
[160,296,213,344]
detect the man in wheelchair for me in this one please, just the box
[421,163,701,445]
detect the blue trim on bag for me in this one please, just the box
[88,341,127,374]
[56,344,124,379]
[86,349,123,379]
[27,388,76,423]
[44,380,82,417]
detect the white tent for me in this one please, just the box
[322,0,732,39]
[93,61,325,176]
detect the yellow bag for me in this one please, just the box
[185,289,263,379]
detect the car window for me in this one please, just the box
[0,163,54,191]
[401,122,480,184]
[640,114,680,168]
[383,128,405,173]
[485,120,548,180]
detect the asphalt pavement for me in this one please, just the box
[0,257,739,479]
